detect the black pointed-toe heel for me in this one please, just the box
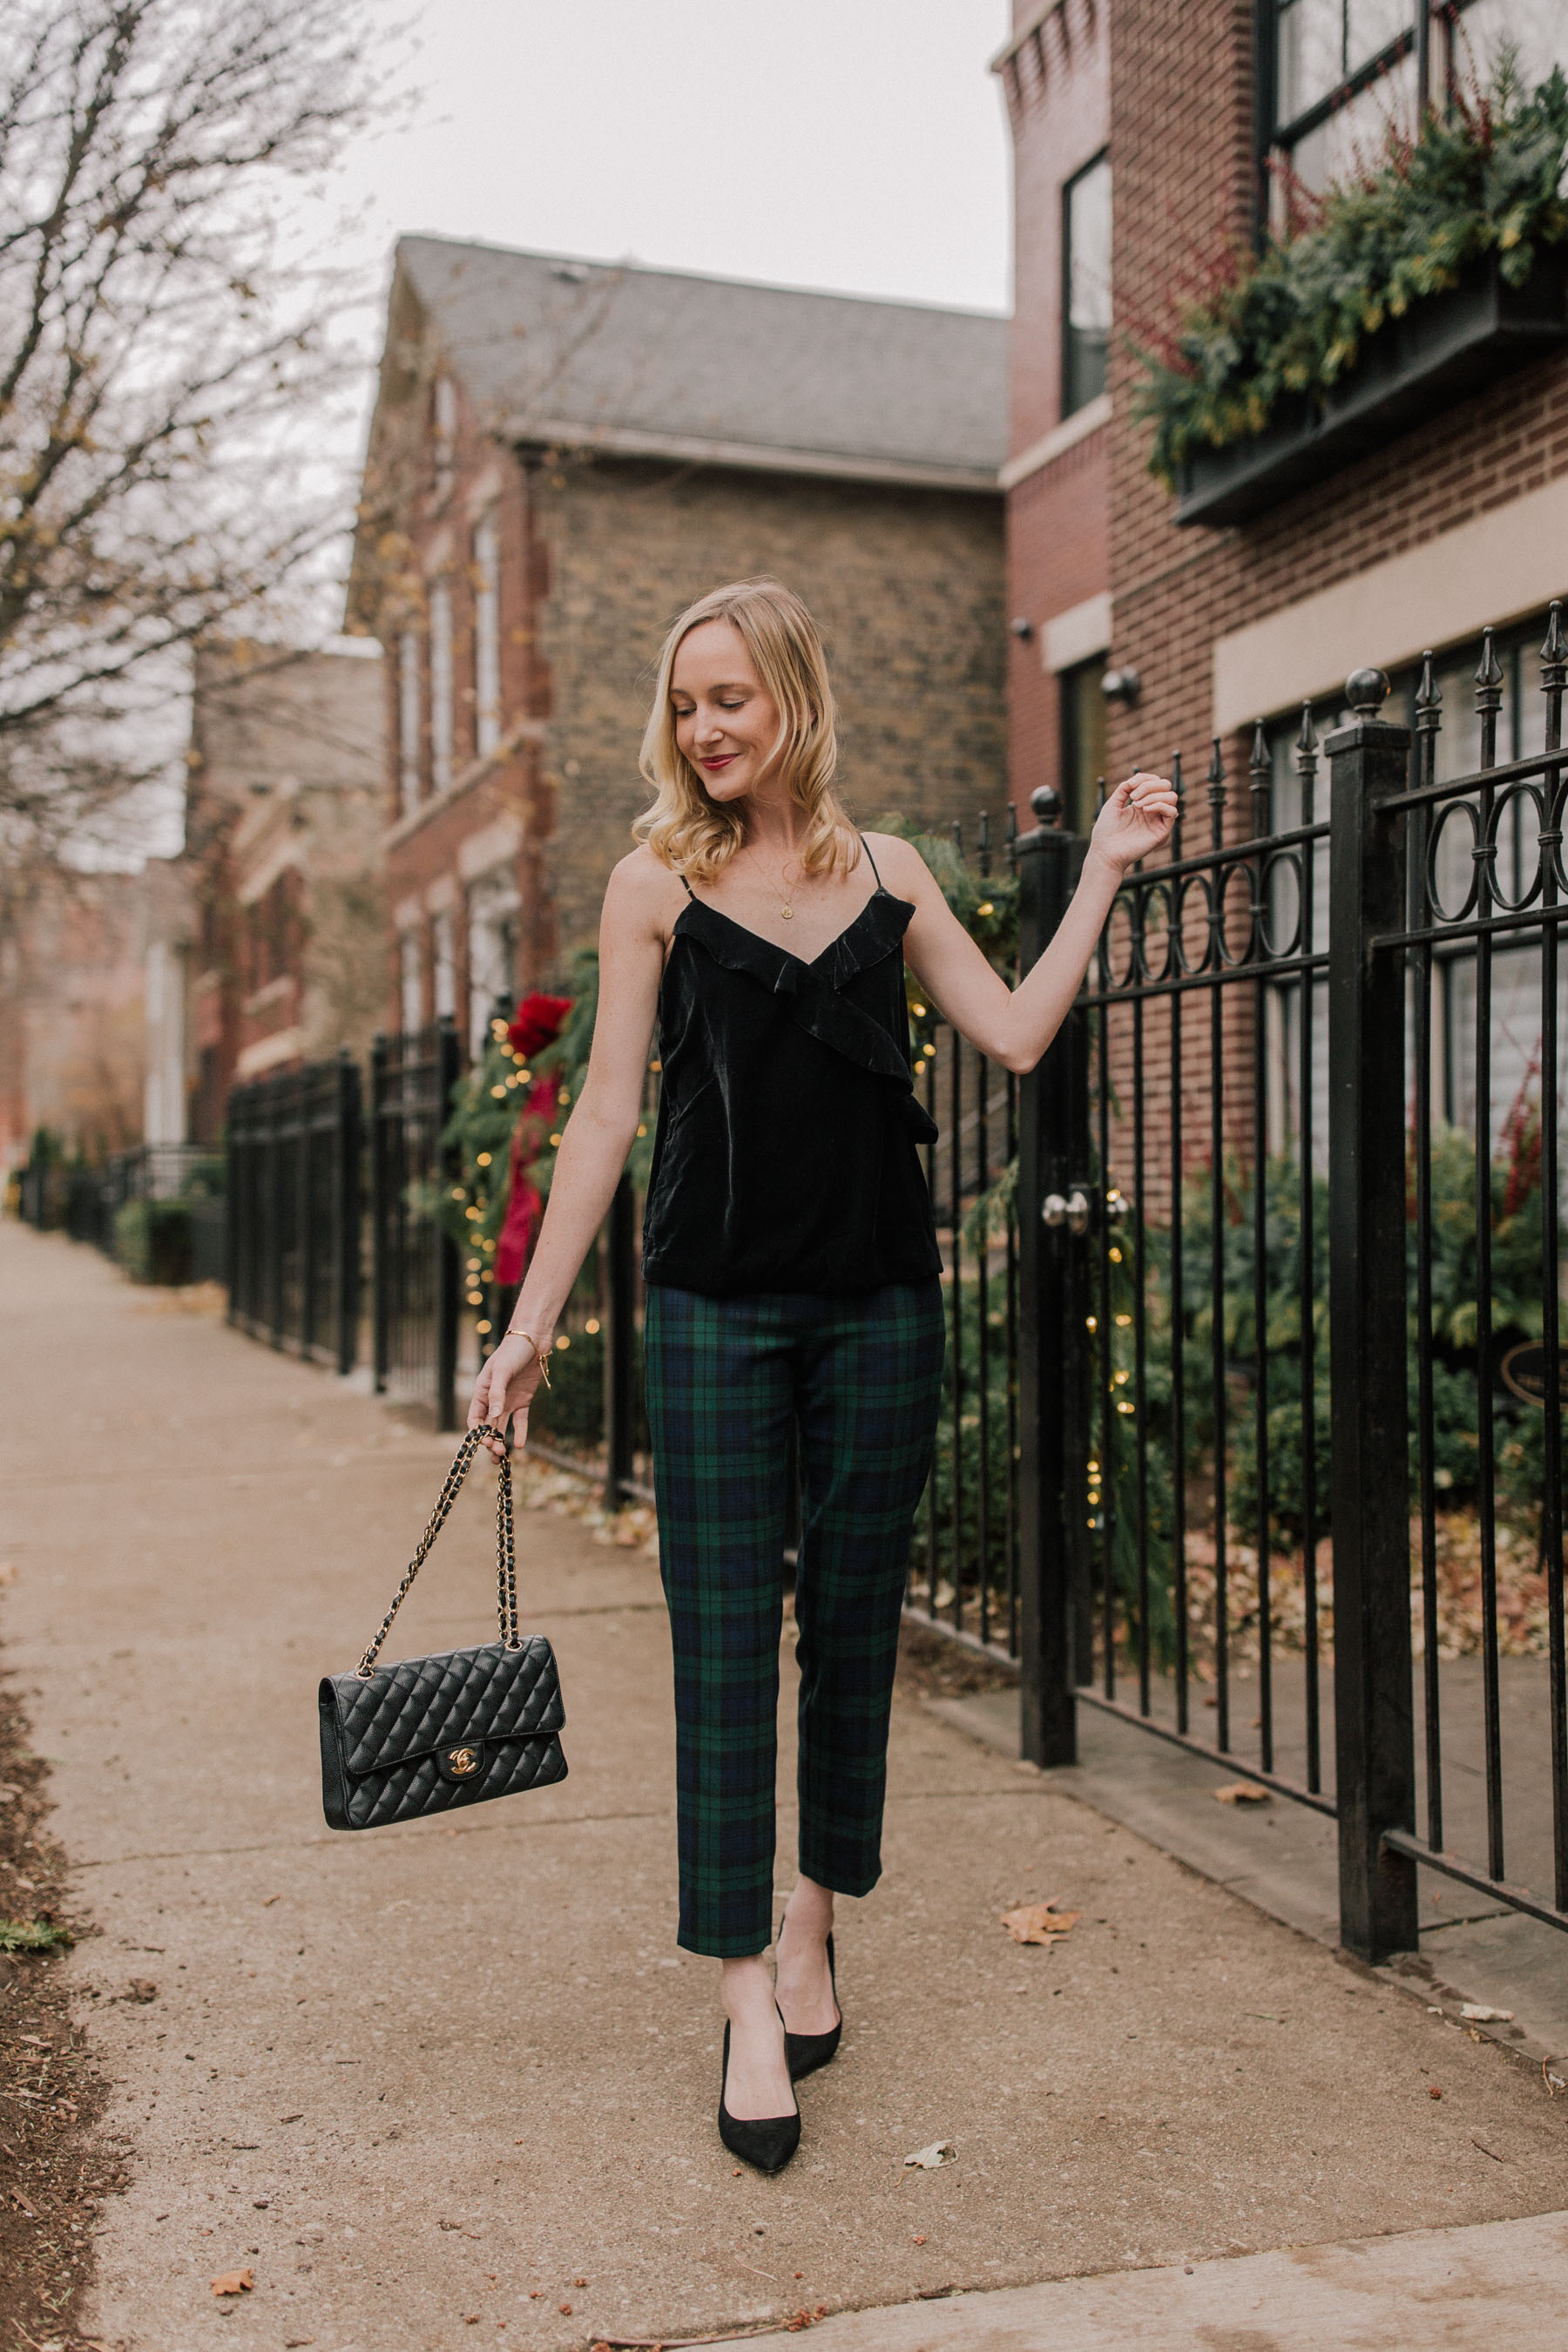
[718,2018,801,2174]
[780,1926,841,2082]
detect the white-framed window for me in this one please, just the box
[473,512,501,759]
[431,909,456,1020]
[467,872,520,1060]
[398,629,421,816]
[399,930,422,1034]
[429,579,453,793]
[433,375,457,502]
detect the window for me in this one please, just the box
[1062,153,1111,420]
[1265,3,1568,203]
[431,909,456,1020]
[1058,655,1109,835]
[398,629,421,816]
[433,375,456,503]
[473,514,500,759]
[429,580,453,792]
[467,875,520,1058]
[399,930,422,1034]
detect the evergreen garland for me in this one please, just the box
[1132,63,1568,490]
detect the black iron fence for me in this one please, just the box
[228,1057,362,1371]
[1015,617,1567,1963]
[17,1139,225,1281]
[370,1018,462,1429]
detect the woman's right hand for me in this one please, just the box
[468,1329,552,1462]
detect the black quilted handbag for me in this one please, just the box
[318,1425,566,1832]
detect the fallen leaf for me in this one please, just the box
[1000,1902,1080,1946]
[1429,2086,1443,2099]
[903,2140,956,2169]
[125,1978,157,2003]
[210,2270,253,2297]
[1460,2004,1513,2023]
[1214,1782,1270,1806]
[261,1895,283,1907]
[279,2112,303,2124]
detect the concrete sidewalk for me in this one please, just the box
[2,1219,1565,2352]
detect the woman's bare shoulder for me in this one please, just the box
[861,830,937,896]
[605,843,688,932]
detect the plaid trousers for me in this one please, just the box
[644,1280,945,1957]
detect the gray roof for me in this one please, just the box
[396,234,1006,490]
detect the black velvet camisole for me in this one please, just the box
[640,841,943,1297]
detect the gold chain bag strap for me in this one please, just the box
[317,1425,566,1833]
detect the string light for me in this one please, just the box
[476,1152,491,1168]
[585,1318,600,1335]
[556,1335,571,1352]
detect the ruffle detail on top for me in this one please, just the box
[672,892,937,1144]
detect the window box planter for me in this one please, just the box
[1175,253,1568,529]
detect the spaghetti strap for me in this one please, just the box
[859,832,883,889]
[677,870,697,901]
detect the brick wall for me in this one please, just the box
[531,456,1007,961]
[1107,0,1568,784]
[998,0,1112,817]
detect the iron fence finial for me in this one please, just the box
[1541,601,1565,686]
[1474,629,1504,714]
[1206,736,1227,848]
[1415,651,1441,733]
[1030,784,1061,829]
[1249,721,1270,839]
[1346,668,1389,716]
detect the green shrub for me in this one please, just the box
[113,1198,195,1285]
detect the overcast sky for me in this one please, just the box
[333,0,1014,314]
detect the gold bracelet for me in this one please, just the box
[502,1328,552,1388]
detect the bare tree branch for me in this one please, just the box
[0,0,393,852]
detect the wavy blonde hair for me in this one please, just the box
[633,578,855,883]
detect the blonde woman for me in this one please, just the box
[470,579,1176,2173]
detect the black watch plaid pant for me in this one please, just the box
[645,1279,945,1957]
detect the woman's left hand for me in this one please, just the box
[1090,771,1180,875]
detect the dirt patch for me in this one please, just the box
[0,1660,122,2352]
[896,1612,1019,1700]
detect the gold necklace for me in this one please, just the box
[756,844,802,920]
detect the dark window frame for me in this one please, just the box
[1254,1,1503,222]
[1060,148,1112,422]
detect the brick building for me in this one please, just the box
[0,868,146,1174]
[181,642,386,1143]
[348,235,1009,1049]
[998,0,1568,1155]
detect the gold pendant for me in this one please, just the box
[781,904,794,919]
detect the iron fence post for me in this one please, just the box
[297,1071,316,1361]
[267,1077,286,1348]
[604,1172,636,1511]
[337,1051,362,1377]
[370,1034,389,1396]
[1327,670,1419,1963]
[226,1090,242,1325]
[1015,785,1087,1767]
[435,1016,462,1432]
